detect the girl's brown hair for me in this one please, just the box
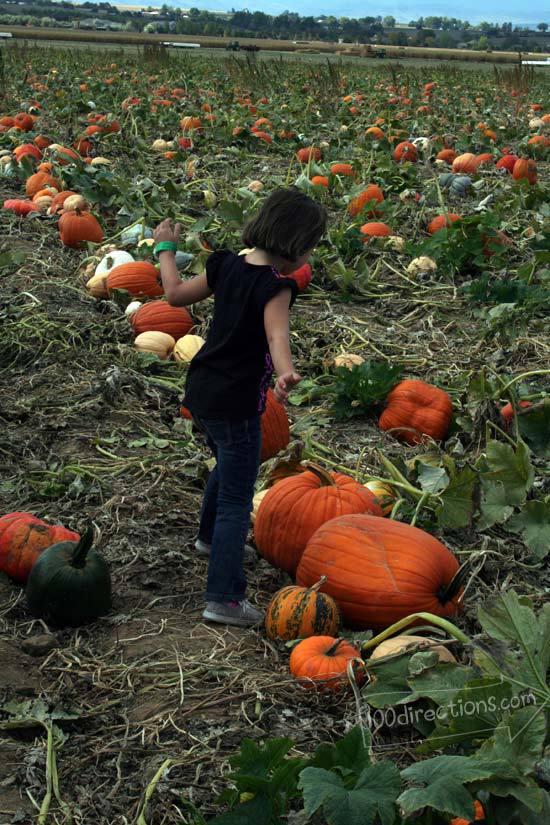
[242,187,327,262]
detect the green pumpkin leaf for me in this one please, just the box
[310,725,372,775]
[416,462,449,493]
[437,466,477,528]
[477,481,514,529]
[517,400,550,458]
[299,761,401,825]
[217,200,244,224]
[476,705,546,776]
[477,440,534,506]
[503,498,550,560]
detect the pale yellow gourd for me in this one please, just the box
[173,334,205,363]
[85,272,109,299]
[369,634,456,663]
[251,489,269,524]
[134,331,175,359]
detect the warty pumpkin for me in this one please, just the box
[379,379,453,445]
[26,526,111,627]
[296,514,464,630]
[254,462,383,575]
[59,209,104,248]
[130,300,194,339]
[260,388,289,462]
[289,636,365,690]
[265,576,341,641]
[3,199,38,216]
[0,514,79,584]
[106,262,164,298]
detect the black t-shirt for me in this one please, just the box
[183,250,299,420]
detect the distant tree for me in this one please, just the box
[382,15,395,27]
[437,31,455,47]
[537,22,548,31]
[388,31,408,45]
[476,35,489,49]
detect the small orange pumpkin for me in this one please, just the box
[25,171,61,199]
[296,146,322,163]
[0,514,79,584]
[260,388,289,462]
[450,800,486,825]
[427,213,461,234]
[107,262,164,298]
[265,576,341,641]
[452,153,479,174]
[360,221,392,241]
[130,300,194,339]
[393,141,418,163]
[289,636,365,690]
[379,379,453,444]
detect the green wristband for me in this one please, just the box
[154,241,177,257]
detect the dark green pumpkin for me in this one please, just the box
[26,527,111,627]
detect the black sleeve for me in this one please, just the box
[206,250,232,291]
[255,272,299,311]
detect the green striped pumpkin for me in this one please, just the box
[265,576,341,641]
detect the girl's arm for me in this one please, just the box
[264,289,301,404]
[153,218,212,306]
[158,251,212,306]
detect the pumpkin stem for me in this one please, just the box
[325,638,345,656]
[309,575,328,593]
[302,462,335,487]
[437,561,470,605]
[71,525,94,568]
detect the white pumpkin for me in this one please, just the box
[124,300,142,317]
[247,180,263,192]
[33,196,53,211]
[95,250,134,277]
[528,117,544,130]
[151,139,172,152]
[134,331,175,359]
[90,157,112,166]
[406,256,437,276]
[173,334,205,363]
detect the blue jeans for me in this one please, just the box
[194,415,262,603]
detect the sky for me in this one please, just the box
[106,1,549,28]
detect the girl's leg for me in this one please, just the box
[197,433,218,545]
[202,417,261,603]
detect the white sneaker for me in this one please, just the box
[202,599,263,627]
[195,539,257,562]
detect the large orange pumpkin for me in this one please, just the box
[512,158,537,185]
[59,209,104,248]
[296,514,463,629]
[106,262,164,298]
[427,213,461,234]
[25,171,61,199]
[265,576,341,640]
[0,514,79,584]
[289,635,365,690]
[254,463,383,575]
[130,300,193,339]
[260,388,289,461]
[393,141,418,163]
[379,379,453,444]
[347,185,384,217]
[452,153,479,174]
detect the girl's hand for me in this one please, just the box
[274,372,301,405]
[153,218,181,245]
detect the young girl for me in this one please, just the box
[153,187,327,627]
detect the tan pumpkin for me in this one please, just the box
[251,489,269,524]
[333,353,364,369]
[134,331,175,359]
[62,194,88,212]
[368,634,456,663]
[173,334,205,363]
[265,576,341,641]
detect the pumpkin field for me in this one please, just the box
[0,44,549,825]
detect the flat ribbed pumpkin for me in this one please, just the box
[265,576,341,640]
[378,379,453,445]
[106,262,164,298]
[254,463,383,575]
[296,514,463,630]
[260,389,289,462]
[130,300,193,338]
[59,209,104,248]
